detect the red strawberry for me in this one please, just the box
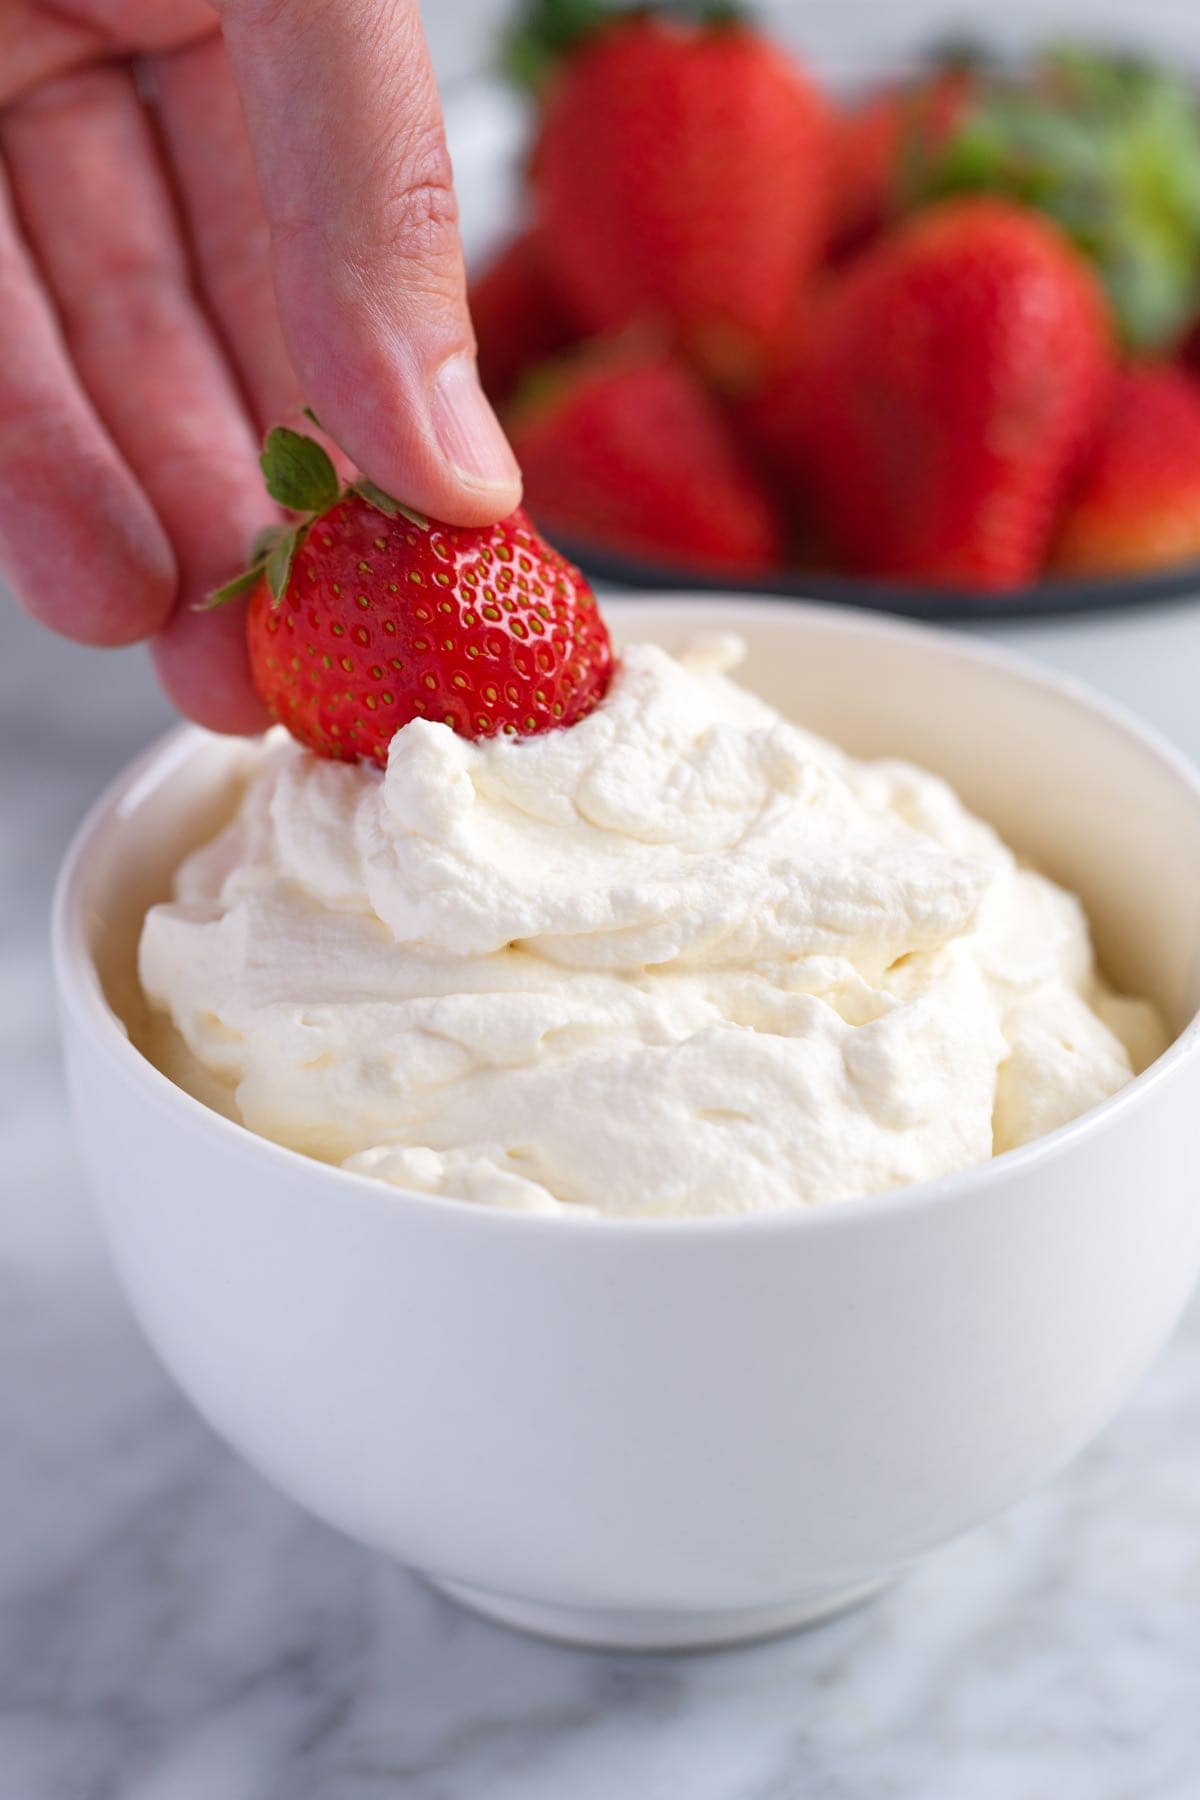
[212,429,612,765]
[1052,363,1200,576]
[730,337,833,571]
[510,336,783,574]
[469,231,576,406]
[780,199,1114,588]
[908,50,1200,352]
[1177,313,1200,382]
[828,68,973,260]
[530,14,833,390]
[732,297,821,483]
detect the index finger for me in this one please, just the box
[214,0,522,526]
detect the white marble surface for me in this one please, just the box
[4,589,1200,1800]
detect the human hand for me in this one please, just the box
[0,0,521,731]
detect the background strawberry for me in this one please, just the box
[501,0,623,90]
[469,231,577,407]
[486,14,1200,595]
[529,12,833,390]
[215,429,612,765]
[912,49,1200,350]
[776,198,1114,588]
[731,298,819,483]
[510,336,783,572]
[1051,363,1200,576]
[1180,312,1200,383]
[827,65,973,261]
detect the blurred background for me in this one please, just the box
[3,4,1200,1797]
[462,0,1200,610]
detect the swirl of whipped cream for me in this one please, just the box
[138,638,1164,1217]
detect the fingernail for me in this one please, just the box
[430,352,522,494]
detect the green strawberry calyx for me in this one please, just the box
[912,46,1200,350]
[204,419,428,609]
[503,0,747,93]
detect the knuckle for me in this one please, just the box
[379,175,459,268]
[272,121,461,291]
[375,122,459,262]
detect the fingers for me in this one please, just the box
[3,64,269,730]
[148,587,267,735]
[67,1,217,51]
[150,34,304,435]
[215,0,522,526]
[0,157,175,646]
[1,0,217,109]
[0,3,102,109]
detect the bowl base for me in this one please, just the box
[427,1574,892,1651]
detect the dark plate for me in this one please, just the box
[561,539,1200,622]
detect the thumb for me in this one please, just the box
[214,0,521,526]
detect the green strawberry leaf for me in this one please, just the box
[502,0,615,89]
[502,0,748,91]
[198,564,267,611]
[203,415,436,611]
[265,528,300,601]
[351,478,429,529]
[260,427,340,514]
[251,523,289,562]
[914,45,1200,349]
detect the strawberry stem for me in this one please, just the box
[200,423,422,611]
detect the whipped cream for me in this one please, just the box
[138,638,1165,1217]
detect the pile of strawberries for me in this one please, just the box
[473,4,1200,592]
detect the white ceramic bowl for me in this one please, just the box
[53,600,1200,1651]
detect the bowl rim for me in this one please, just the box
[52,595,1200,1241]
